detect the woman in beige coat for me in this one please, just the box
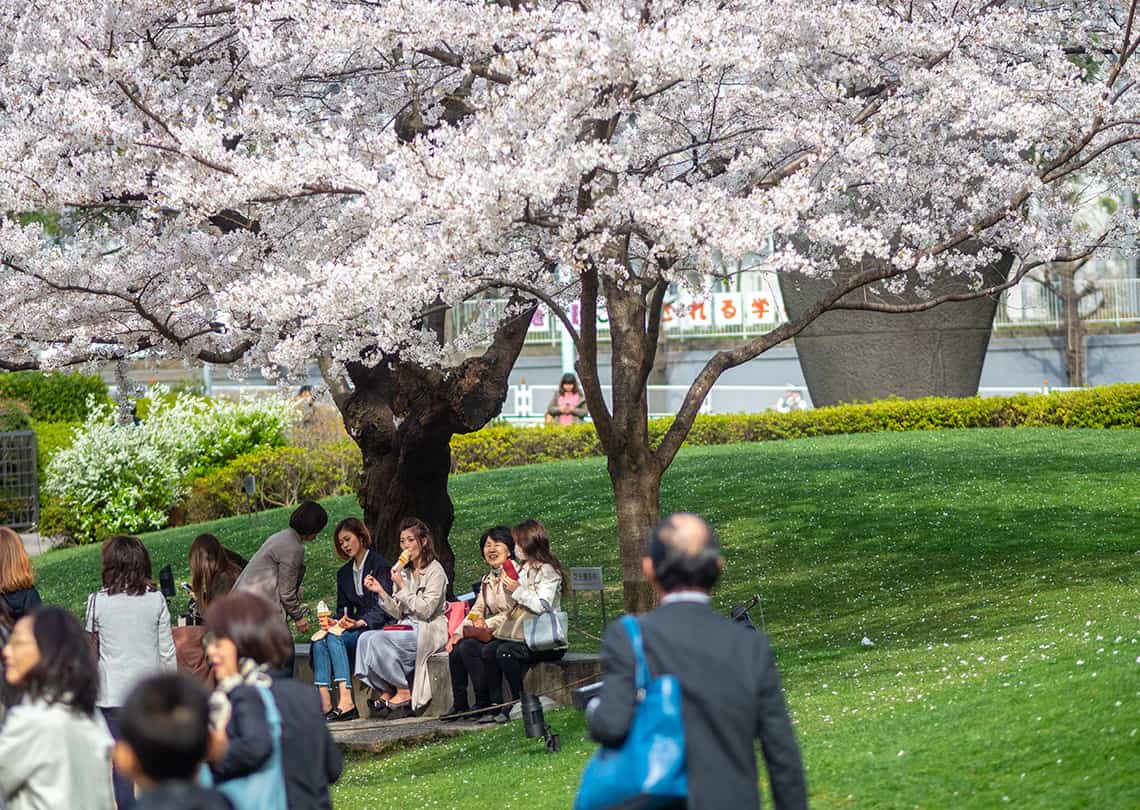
[355,518,449,718]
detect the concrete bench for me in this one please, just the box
[294,643,601,718]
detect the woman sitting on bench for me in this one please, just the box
[313,517,393,722]
[441,526,519,723]
[489,519,570,723]
[354,518,448,719]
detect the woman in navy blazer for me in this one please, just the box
[312,518,392,721]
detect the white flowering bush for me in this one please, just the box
[45,388,294,542]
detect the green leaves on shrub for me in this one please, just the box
[44,388,295,543]
[0,399,32,433]
[449,384,1140,473]
[0,371,110,422]
[183,442,362,524]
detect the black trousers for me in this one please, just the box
[102,707,136,810]
[448,638,504,710]
[495,640,566,701]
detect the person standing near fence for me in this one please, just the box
[585,513,807,810]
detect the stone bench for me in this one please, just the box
[294,643,601,718]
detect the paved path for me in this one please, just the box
[328,715,490,753]
[18,533,54,557]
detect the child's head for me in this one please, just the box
[113,674,212,786]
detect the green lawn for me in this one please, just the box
[33,428,1140,808]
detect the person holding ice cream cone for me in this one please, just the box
[311,518,393,721]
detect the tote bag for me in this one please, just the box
[523,598,569,651]
[201,686,287,810]
[573,616,687,809]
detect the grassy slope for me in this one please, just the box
[33,429,1140,809]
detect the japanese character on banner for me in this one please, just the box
[744,293,775,325]
[662,300,680,329]
[712,293,743,327]
[687,298,711,327]
[530,306,548,330]
[570,301,582,329]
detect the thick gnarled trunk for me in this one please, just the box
[328,300,535,596]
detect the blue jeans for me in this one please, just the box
[311,629,362,687]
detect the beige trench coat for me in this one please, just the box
[376,559,449,710]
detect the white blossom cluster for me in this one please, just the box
[45,386,295,540]
[1,1,1138,371]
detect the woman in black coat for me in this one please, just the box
[206,591,342,810]
[311,517,392,720]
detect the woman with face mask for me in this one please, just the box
[488,519,571,723]
[440,526,518,723]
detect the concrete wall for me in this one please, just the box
[505,332,1140,415]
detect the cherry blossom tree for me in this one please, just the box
[3,1,1140,609]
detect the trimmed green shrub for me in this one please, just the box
[183,441,362,523]
[31,421,80,480]
[450,384,1140,472]
[0,371,110,422]
[0,399,32,433]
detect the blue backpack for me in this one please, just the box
[574,616,688,809]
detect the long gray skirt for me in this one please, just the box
[354,625,419,692]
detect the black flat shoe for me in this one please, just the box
[328,707,359,723]
[367,699,391,720]
[440,705,469,723]
[385,701,414,720]
[323,709,337,721]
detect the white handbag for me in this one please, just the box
[523,598,569,651]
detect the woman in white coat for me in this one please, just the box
[354,518,449,719]
[489,519,570,723]
[0,606,115,810]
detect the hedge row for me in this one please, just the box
[450,384,1140,472]
[0,371,109,422]
[178,384,1140,524]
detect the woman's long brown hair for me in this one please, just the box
[101,535,155,596]
[0,526,35,593]
[512,519,570,592]
[189,533,240,609]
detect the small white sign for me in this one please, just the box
[570,567,604,592]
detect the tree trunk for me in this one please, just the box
[327,299,536,596]
[608,451,661,614]
[1060,267,1085,387]
[344,365,458,589]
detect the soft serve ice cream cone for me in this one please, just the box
[311,600,331,641]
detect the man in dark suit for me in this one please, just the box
[587,513,807,810]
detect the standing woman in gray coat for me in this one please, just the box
[85,535,177,809]
[354,518,449,718]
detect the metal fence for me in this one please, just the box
[0,431,38,530]
[456,277,1140,346]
